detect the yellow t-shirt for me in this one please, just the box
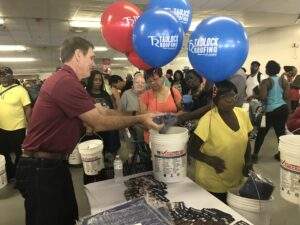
[0,84,31,130]
[194,107,253,193]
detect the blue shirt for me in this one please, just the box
[265,76,286,112]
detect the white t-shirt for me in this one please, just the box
[245,72,268,98]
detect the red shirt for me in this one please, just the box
[287,107,300,134]
[139,87,182,143]
[139,88,181,113]
[22,65,95,153]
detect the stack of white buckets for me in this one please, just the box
[0,154,7,189]
[278,134,300,205]
[77,139,104,176]
[149,126,189,183]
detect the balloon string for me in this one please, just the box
[207,83,216,140]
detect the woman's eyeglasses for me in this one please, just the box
[147,76,160,84]
[219,92,238,100]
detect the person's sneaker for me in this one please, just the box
[251,154,258,164]
[274,152,280,161]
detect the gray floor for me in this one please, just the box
[0,129,300,225]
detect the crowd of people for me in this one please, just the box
[0,36,300,224]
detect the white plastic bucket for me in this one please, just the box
[227,189,273,225]
[78,140,104,175]
[68,146,82,165]
[0,155,7,189]
[279,135,300,205]
[149,126,189,183]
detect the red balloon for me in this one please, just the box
[101,1,141,53]
[127,51,151,70]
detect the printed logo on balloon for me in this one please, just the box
[189,37,219,56]
[101,1,142,53]
[133,9,184,68]
[188,16,249,82]
[101,1,151,70]
[148,35,179,49]
[147,0,192,33]
[122,16,140,26]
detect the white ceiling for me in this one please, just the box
[0,0,299,74]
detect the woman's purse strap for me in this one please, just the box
[0,84,19,97]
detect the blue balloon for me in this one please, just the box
[188,16,249,82]
[147,0,192,33]
[133,9,184,68]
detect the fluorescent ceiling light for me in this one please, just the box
[113,57,127,61]
[0,57,36,62]
[0,45,26,51]
[0,18,4,25]
[69,17,100,28]
[94,46,108,52]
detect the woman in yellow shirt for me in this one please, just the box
[188,80,253,203]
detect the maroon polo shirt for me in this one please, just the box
[22,65,95,154]
[287,107,300,134]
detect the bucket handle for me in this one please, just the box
[77,132,103,144]
[71,132,103,160]
[72,132,103,156]
[290,127,300,134]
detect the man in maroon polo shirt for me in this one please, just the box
[16,37,161,225]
